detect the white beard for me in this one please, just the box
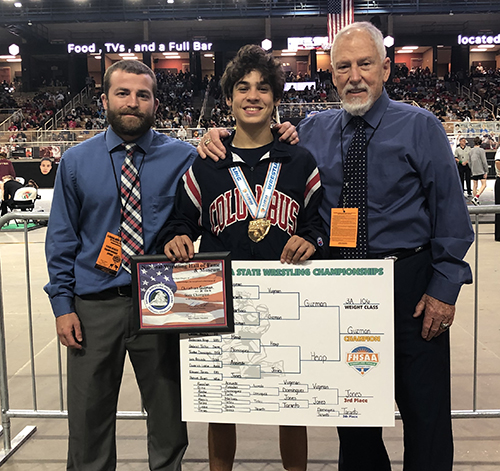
[340,83,380,116]
[341,95,374,116]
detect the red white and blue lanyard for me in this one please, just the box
[228,152,282,220]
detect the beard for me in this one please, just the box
[340,85,376,117]
[106,107,155,138]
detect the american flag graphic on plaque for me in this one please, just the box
[134,257,232,331]
[328,0,354,46]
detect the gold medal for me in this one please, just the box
[248,219,271,243]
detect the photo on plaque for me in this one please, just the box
[131,252,234,333]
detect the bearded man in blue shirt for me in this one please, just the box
[44,60,197,470]
[199,21,474,471]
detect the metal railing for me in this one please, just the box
[0,212,147,463]
[0,110,23,135]
[483,99,495,118]
[0,207,499,462]
[457,84,498,119]
[278,99,422,119]
[461,85,471,100]
[198,86,211,128]
[52,85,92,130]
[0,128,211,159]
[472,92,483,105]
[279,102,342,119]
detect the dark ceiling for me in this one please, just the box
[0,1,499,48]
[0,0,499,25]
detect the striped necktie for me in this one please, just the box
[339,117,368,259]
[120,142,144,273]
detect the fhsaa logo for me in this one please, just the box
[346,346,380,376]
[144,284,174,314]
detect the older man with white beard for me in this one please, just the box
[297,22,474,471]
[199,22,474,471]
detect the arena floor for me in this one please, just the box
[0,182,498,470]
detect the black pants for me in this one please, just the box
[338,250,453,471]
[457,163,472,195]
[0,199,14,216]
[495,177,500,241]
[67,295,188,471]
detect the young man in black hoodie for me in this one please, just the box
[157,44,327,471]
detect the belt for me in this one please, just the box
[368,243,431,262]
[79,285,133,300]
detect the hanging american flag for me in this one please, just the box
[328,0,354,46]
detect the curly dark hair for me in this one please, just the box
[220,44,285,102]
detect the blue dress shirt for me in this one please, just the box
[297,89,474,305]
[44,127,197,317]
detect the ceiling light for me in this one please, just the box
[122,56,139,60]
[0,55,17,59]
[470,48,487,52]
[383,36,394,48]
[14,2,22,7]
[7,58,21,62]
[281,52,297,56]
[204,53,214,58]
[261,39,272,51]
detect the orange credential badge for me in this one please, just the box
[95,232,122,276]
[330,208,359,248]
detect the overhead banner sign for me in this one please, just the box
[287,36,329,50]
[458,34,500,45]
[67,41,213,54]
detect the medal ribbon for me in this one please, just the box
[229,155,281,220]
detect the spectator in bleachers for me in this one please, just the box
[176,125,187,140]
[0,175,23,216]
[454,137,472,197]
[469,136,489,205]
[0,152,15,180]
[39,157,53,175]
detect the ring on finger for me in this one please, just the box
[204,138,212,146]
[440,322,450,330]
